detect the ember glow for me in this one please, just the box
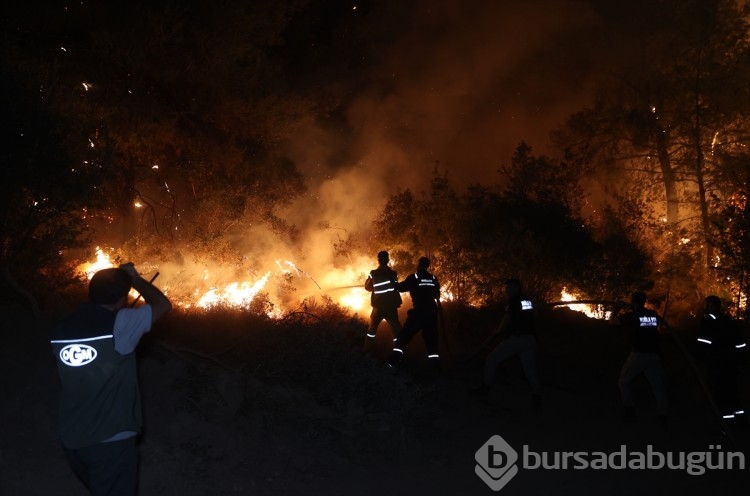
[75,247,371,316]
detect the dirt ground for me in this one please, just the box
[1,300,748,496]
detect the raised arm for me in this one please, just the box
[120,263,172,323]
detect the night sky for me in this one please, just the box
[5,0,651,193]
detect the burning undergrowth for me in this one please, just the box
[70,245,374,319]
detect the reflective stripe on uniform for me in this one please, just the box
[50,334,113,344]
[373,279,396,294]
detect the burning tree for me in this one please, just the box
[707,156,750,318]
[553,0,750,306]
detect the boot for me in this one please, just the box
[388,348,404,368]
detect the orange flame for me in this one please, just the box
[80,247,115,279]
[77,247,373,315]
[560,287,609,319]
[194,272,271,309]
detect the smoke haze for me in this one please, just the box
[276,0,616,279]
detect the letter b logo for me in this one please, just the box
[475,435,519,491]
[487,445,508,469]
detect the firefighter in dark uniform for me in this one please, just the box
[474,278,541,408]
[364,250,402,351]
[617,291,667,424]
[388,256,441,371]
[50,263,172,495]
[697,295,747,422]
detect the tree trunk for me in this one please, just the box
[692,58,713,272]
[655,132,680,227]
[694,123,712,271]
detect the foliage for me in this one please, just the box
[0,68,103,296]
[2,0,313,283]
[366,146,650,305]
[553,0,750,304]
[500,141,587,213]
[707,161,750,317]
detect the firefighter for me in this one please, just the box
[697,295,747,422]
[363,250,402,351]
[50,263,172,495]
[616,291,668,425]
[473,279,542,409]
[388,256,441,372]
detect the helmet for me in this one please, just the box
[377,251,389,263]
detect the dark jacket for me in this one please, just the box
[398,270,440,311]
[620,308,661,353]
[501,295,535,338]
[698,312,747,362]
[50,303,142,449]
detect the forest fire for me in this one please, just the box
[80,247,116,280]
[193,274,271,310]
[75,247,370,316]
[559,287,609,319]
[78,247,617,319]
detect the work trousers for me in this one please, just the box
[483,334,540,394]
[706,357,743,417]
[618,351,668,415]
[367,306,402,339]
[389,308,439,368]
[394,308,438,353]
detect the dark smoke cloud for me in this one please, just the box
[281,0,618,229]
[274,0,622,295]
[286,0,614,192]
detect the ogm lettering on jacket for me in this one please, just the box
[59,344,98,367]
